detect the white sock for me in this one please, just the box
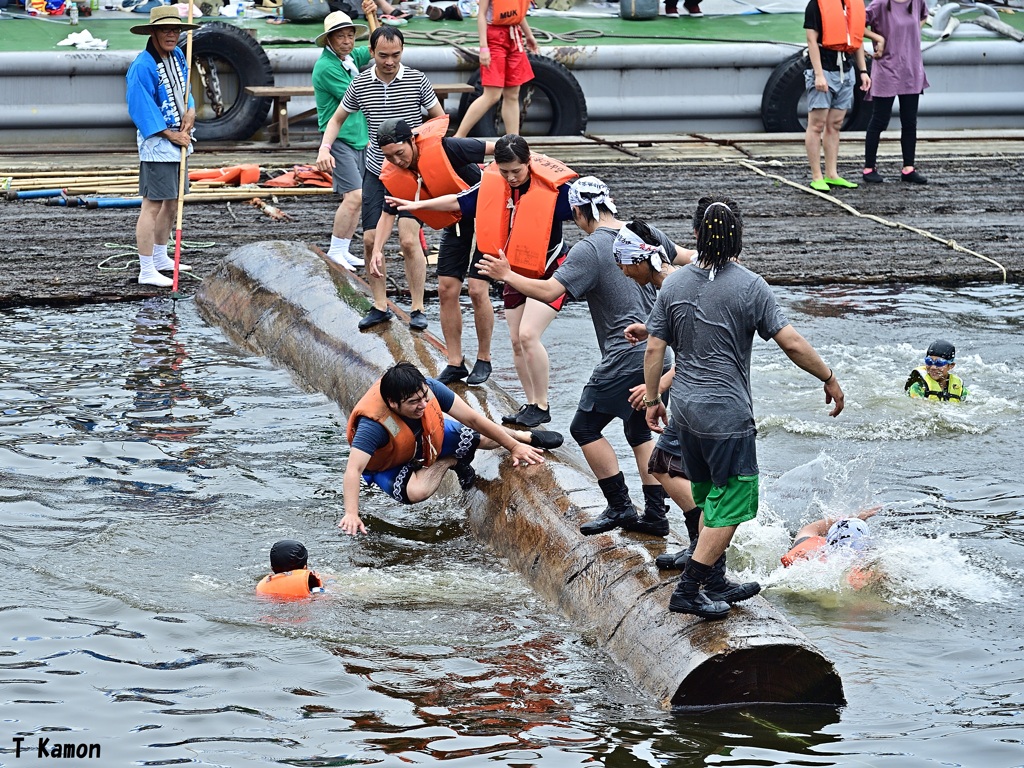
[138,255,173,287]
[328,235,351,256]
[151,243,192,272]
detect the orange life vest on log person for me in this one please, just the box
[256,569,323,598]
[490,0,530,25]
[476,154,577,278]
[378,115,469,231]
[346,379,446,472]
[817,0,865,53]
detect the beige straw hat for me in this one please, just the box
[315,11,369,46]
[130,5,201,34]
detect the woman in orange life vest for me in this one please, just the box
[256,540,325,599]
[386,134,578,429]
[453,0,539,138]
[781,506,880,589]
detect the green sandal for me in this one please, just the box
[824,176,859,189]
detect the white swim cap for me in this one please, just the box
[826,518,872,551]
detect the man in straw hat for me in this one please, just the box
[312,10,372,270]
[125,6,200,288]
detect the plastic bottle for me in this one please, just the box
[69,2,79,24]
[236,0,244,16]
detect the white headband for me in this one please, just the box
[613,225,666,266]
[568,176,617,221]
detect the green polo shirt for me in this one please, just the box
[311,45,371,148]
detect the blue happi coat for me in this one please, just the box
[125,40,196,162]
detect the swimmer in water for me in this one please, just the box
[256,540,325,598]
[905,339,968,402]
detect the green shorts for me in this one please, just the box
[691,475,759,528]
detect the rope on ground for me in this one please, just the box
[736,159,1008,283]
[98,240,217,282]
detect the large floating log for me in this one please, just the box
[195,240,845,710]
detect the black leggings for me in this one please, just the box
[864,93,921,170]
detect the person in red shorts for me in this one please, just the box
[455,0,539,138]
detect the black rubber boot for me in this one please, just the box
[655,536,697,570]
[668,558,730,619]
[580,472,639,536]
[622,484,670,536]
[703,553,761,604]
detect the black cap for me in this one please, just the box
[270,540,308,573]
[926,339,956,360]
[376,118,414,148]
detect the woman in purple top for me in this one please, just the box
[862,0,930,185]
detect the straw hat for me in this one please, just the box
[315,10,369,47]
[130,5,201,34]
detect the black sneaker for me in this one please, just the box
[436,360,468,384]
[704,577,761,604]
[621,516,669,537]
[514,404,550,428]
[528,429,564,450]
[452,461,476,490]
[358,307,393,330]
[900,170,928,184]
[579,506,639,536]
[862,169,885,183]
[409,310,428,331]
[668,589,730,619]
[466,359,492,385]
[655,539,697,570]
[502,404,530,425]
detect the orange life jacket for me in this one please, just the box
[781,536,827,567]
[817,0,865,54]
[255,569,323,599]
[189,164,260,186]
[490,0,529,25]
[378,115,468,231]
[475,154,577,278]
[263,165,333,188]
[346,379,446,472]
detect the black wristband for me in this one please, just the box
[822,368,834,384]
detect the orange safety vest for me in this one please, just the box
[378,115,468,231]
[490,0,529,25]
[346,379,446,472]
[817,0,865,54]
[780,536,827,567]
[256,569,323,598]
[476,153,577,278]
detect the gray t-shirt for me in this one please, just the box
[646,261,789,438]
[554,225,673,382]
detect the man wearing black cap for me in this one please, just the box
[905,340,969,401]
[373,116,497,386]
[256,540,325,597]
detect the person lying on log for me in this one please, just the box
[340,361,563,535]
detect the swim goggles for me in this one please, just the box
[924,356,953,367]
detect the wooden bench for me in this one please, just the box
[244,83,477,147]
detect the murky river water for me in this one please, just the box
[1,283,1022,767]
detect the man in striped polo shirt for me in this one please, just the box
[317,26,445,332]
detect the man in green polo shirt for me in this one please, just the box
[312,11,371,270]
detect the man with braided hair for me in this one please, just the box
[643,196,845,620]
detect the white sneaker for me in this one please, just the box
[139,269,174,287]
[326,250,356,272]
[153,256,193,272]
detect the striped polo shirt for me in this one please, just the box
[341,63,439,177]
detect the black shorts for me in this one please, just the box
[436,218,488,282]
[362,172,419,230]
